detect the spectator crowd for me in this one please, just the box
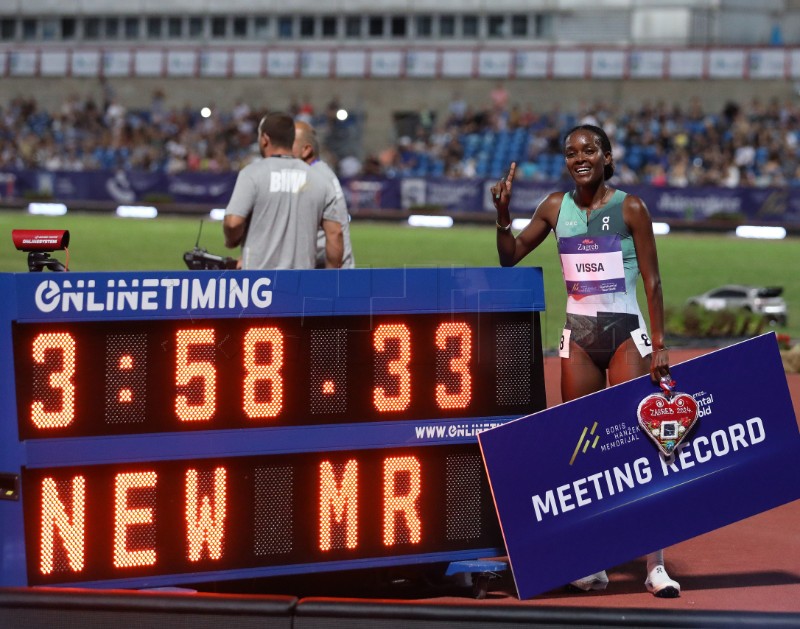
[3,85,800,189]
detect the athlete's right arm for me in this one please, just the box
[495,191,560,267]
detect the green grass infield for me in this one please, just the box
[1,211,796,350]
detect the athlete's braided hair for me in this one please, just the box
[565,124,615,180]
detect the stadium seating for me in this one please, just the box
[2,95,799,187]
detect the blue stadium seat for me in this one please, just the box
[490,162,507,179]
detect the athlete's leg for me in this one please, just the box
[560,342,606,403]
[645,549,680,598]
[607,337,649,386]
[608,341,681,597]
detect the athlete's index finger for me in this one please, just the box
[505,162,517,185]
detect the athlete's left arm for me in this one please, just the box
[624,195,670,382]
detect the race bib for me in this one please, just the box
[631,327,654,357]
[558,235,624,297]
[559,328,571,358]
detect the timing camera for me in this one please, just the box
[183,221,237,270]
[183,247,238,271]
[12,229,69,252]
[11,229,70,272]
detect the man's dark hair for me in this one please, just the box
[259,112,296,150]
[565,124,615,180]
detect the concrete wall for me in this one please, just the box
[0,1,795,45]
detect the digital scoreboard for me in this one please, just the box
[0,267,546,589]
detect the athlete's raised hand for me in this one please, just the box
[491,162,516,211]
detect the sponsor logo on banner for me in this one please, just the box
[31,276,273,314]
[106,171,136,203]
[569,422,600,465]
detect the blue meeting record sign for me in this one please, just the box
[478,333,800,599]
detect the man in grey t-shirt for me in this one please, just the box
[223,112,343,270]
[292,120,355,269]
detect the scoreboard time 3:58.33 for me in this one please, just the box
[0,267,545,588]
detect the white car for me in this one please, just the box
[686,285,787,325]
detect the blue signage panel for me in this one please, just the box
[9,267,545,322]
[479,333,800,599]
[0,267,546,589]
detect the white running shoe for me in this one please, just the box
[645,565,681,598]
[569,570,609,592]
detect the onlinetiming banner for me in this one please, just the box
[479,333,800,599]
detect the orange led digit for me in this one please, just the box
[319,459,359,551]
[39,476,85,575]
[175,329,216,422]
[185,468,227,562]
[382,456,422,546]
[31,332,76,429]
[243,327,284,419]
[113,471,158,568]
[373,323,411,412]
[435,322,473,410]
[14,310,541,440]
